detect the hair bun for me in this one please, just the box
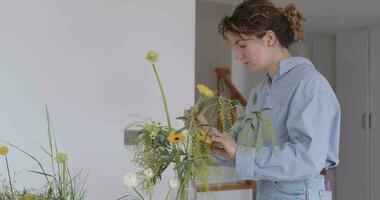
[281,4,305,42]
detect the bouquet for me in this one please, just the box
[122,51,276,200]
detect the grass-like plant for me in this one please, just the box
[1,106,87,200]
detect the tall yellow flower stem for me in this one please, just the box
[151,63,172,129]
[1,146,14,199]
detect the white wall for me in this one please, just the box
[0,0,195,199]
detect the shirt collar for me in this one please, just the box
[278,56,313,75]
[267,56,313,81]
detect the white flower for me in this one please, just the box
[169,179,179,189]
[123,173,138,188]
[144,168,154,178]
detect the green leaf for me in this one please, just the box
[198,124,211,127]
[253,93,258,105]
[176,116,188,120]
[219,79,225,94]
[231,99,240,106]
[197,101,206,113]
[260,107,271,112]
[27,170,53,177]
[249,121,256,132]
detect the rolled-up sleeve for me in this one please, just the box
[234,89,341,181]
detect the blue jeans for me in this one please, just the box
[256,175,332,200]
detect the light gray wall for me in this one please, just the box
[196,0,232,100]
[196,2,253,199]
[310,34,337,199]
[310,35,337,90]
[0,0,195,199]
[291,35,336,90]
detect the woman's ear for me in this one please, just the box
[264,30,276,47]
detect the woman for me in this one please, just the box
[185,0,340,199]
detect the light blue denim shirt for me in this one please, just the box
[217,56,341,181]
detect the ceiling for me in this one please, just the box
[200,0,380,34]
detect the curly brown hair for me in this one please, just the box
[218,0,305,48]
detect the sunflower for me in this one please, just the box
[167,131,184,144]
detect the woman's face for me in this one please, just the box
[227,32,274,71]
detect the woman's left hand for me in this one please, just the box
[210,131,238,160]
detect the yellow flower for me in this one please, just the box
[21,193,35,200]
[0,146,9,155]
[197,84,214,98]
[55,153,68,163]
[167,131,184,144]
[146,51,158,64]
[197,131,212,144]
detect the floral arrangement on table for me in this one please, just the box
[121,51,276,200]
[0,107,87,200]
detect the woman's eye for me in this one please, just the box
[239,45,246,49]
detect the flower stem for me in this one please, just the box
[152,63,172,129]
[172,145,181,174]
[4,155,15,199]
[62,162,67,200]
[165,188,172,200]
[133,187,145,200]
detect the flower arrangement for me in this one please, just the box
[0,107,87,200]
[122,51,276,200]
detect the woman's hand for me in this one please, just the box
[210,131,238,160]
[183,107,237,160]
[183,106,208,126]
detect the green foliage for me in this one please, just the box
[234,94,276,154]
[1,106,88,200]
